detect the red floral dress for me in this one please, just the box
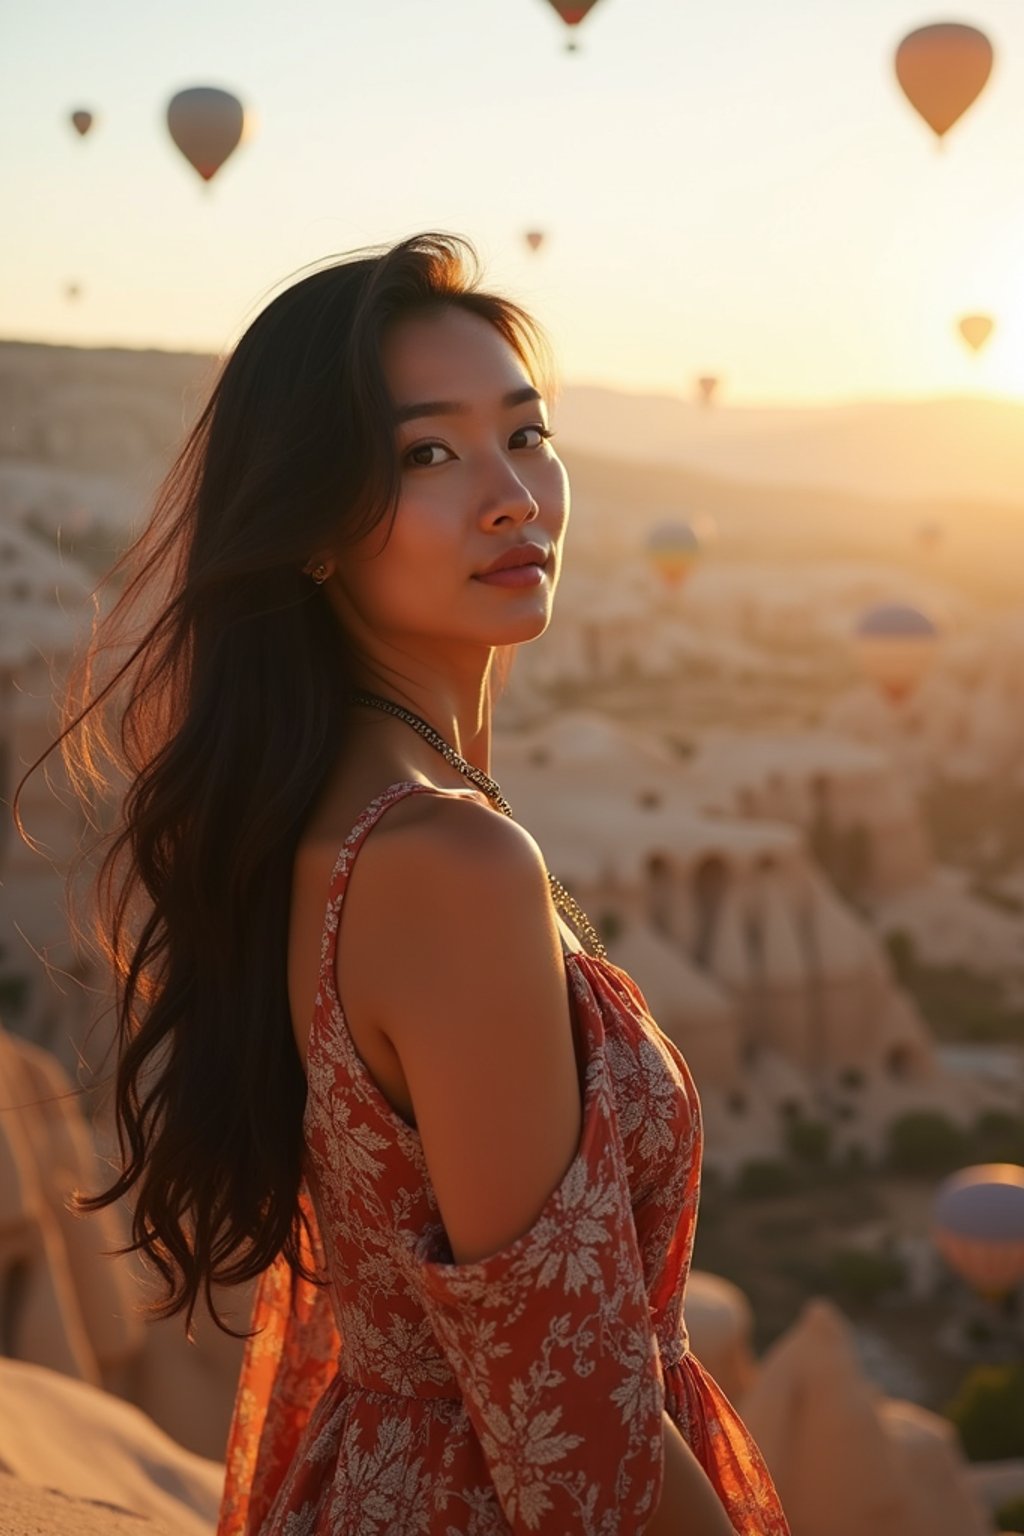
[217,781,791,1535]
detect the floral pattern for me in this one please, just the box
[217,781,791,1535]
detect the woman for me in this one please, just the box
[30,234,790,1534]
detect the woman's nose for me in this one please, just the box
[479,462,539,522]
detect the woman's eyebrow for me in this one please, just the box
[393,385,542,424]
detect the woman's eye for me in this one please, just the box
[404,441,455,468]
[510,424,555,450]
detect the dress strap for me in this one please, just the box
[317,780,486,997]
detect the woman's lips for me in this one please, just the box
[472,563,546,587]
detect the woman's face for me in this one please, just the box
[329,304,568,666]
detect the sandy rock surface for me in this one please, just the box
[0,1358,220,1536]
[0,1470,183,1535]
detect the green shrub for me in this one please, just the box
[784,1116,833,1165]
[970,1110,1024,1165]
[944,1365,1024,1462]
[885,1111,969,1176]
[965,1317,996,1347]
[597,911,623,945]
[995,1494,1024,1533]
[736,1159,798,1199]
[780,1252,830,1289]
[825,1247,905,1304]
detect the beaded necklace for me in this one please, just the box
[346,688,607,960]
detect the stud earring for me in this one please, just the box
[308,562,329,585]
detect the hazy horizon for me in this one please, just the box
[5,337,1024,616]
[3,330,1024,415]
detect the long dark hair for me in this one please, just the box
[12,232,555,1337]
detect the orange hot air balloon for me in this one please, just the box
[696,375,718,407]
[932,1164,1024,1301]
[894,24,994,141]
[166,87,249,183]
[70,109,94,137]
[647,520,702,591]
[854,603,938,704]
[957,314,994,353]
[542,0,604,50]
[524,230,545,253]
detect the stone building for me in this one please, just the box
[493,709,1004,1180]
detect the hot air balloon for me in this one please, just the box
[932,1163,1024,1302]
[647,520,701,591]
[894,24,994,142]
[166,87,249,184]
[915,518,944,554]
[957,314,994,353]
[854,603,938,704]
[542,0,604,51]
[696,375,719,407]
[64,282,82,302]
[70,110,94,137]
[524,230,545,253]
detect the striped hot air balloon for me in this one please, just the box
[647,520,702,591]
[854,603,938,704]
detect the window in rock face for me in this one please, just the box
[693,855,729,969]
[646,851,672,938]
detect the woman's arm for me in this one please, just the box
[644,1410,737,1536]
[368,796,668,1532]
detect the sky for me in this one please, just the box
[3,0,1024,405]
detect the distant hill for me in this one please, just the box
[556,384,1024,508]
[0,338,215,480]
[1,339,1022,603]
[4,338,1022,507]
[557,442,1024,606]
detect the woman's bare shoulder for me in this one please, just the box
[338,779,541,881]
[348,787,557,1016]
